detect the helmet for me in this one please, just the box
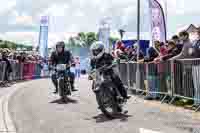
[90,41,105,59]
[56,41,65,52]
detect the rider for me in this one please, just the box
[50,41,77,93]
[89,41,131,100]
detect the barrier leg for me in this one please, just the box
[127,62,131,90]
[169,96,176,105]
[139,91,145,97]
[161,95,168,104]
[195,105,200,112]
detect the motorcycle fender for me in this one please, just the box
[93,86,101,93]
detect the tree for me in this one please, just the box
[68,37,77,48]
[85,32,97,47]
[78,32,86,42]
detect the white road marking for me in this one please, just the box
[140,128,163,133]
[0,96,6,131]
[0,83,26,133]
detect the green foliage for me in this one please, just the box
[68,32,98,48]
[0,39,33,51]
[87,32,98,46]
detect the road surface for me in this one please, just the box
[7,77,200,133]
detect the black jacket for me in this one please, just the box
[90,53,113,70]
[144,47,159,62]
[2,57,12,73]
[50,50,73,66]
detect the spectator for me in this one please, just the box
[171,31,196,103]
[154,42,168,63]
[162,40,180,61]
[0,52,2,62]
[154,41,161,53]
[171,31,193,60]
[143,46,159,100]
[115,40,125,52]
[114,40,127,60]
[133,45,145,62]
[75,56,81,78]
[191,30,200,105]
[2,50,12,84]
[172,35,182,54]
[143,47,159,63]
[125,46,136,61]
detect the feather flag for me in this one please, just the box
[149,0,167,43]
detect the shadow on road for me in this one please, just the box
[50,97,78,104]
[92,113,132,123]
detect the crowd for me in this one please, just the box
[0,48,83,87]
[113,30,200,104]
[113,30,200,62]
[0,49,47,87]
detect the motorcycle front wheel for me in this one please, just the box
[58,78,65,99]
[95,87,120,118]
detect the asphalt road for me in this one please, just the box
[8,77,200,133]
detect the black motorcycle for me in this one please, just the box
[54,64,72,101]
[89,64,127,118]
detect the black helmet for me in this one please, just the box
[56,41,65,49]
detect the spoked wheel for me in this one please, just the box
[95,87,120,118]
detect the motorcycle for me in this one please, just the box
[89,64,127,118]
[54,64,72,101]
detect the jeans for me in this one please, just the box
[75,69,81,78]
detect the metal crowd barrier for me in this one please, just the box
[118,59,200,111]
[172,59,200,110]
[0,62,7,85]
[0,61,50,87]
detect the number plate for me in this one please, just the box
[56,64,66,71]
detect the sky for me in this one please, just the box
[0,0,200,47]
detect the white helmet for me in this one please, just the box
[90,41,105,59]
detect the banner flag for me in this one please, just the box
[98,19,110,53]
[149,0,167,43]
[39,16,49,59]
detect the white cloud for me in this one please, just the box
[14,15,34,26]
[1,0,200,46]
[0,31,78,48]
[0,0,16,14]
[43,4,69,16]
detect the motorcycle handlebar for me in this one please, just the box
[90,63,117,74]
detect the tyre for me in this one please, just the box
[95,87,119,118]
[58,78,65,98]
[65,78,71,95]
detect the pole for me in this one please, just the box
[136,0,140,90]
[137,0,140,60]
[165,0,168,40]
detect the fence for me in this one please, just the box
[0,61,49,87]
[0,62,7,85]
[118,58,200,112]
